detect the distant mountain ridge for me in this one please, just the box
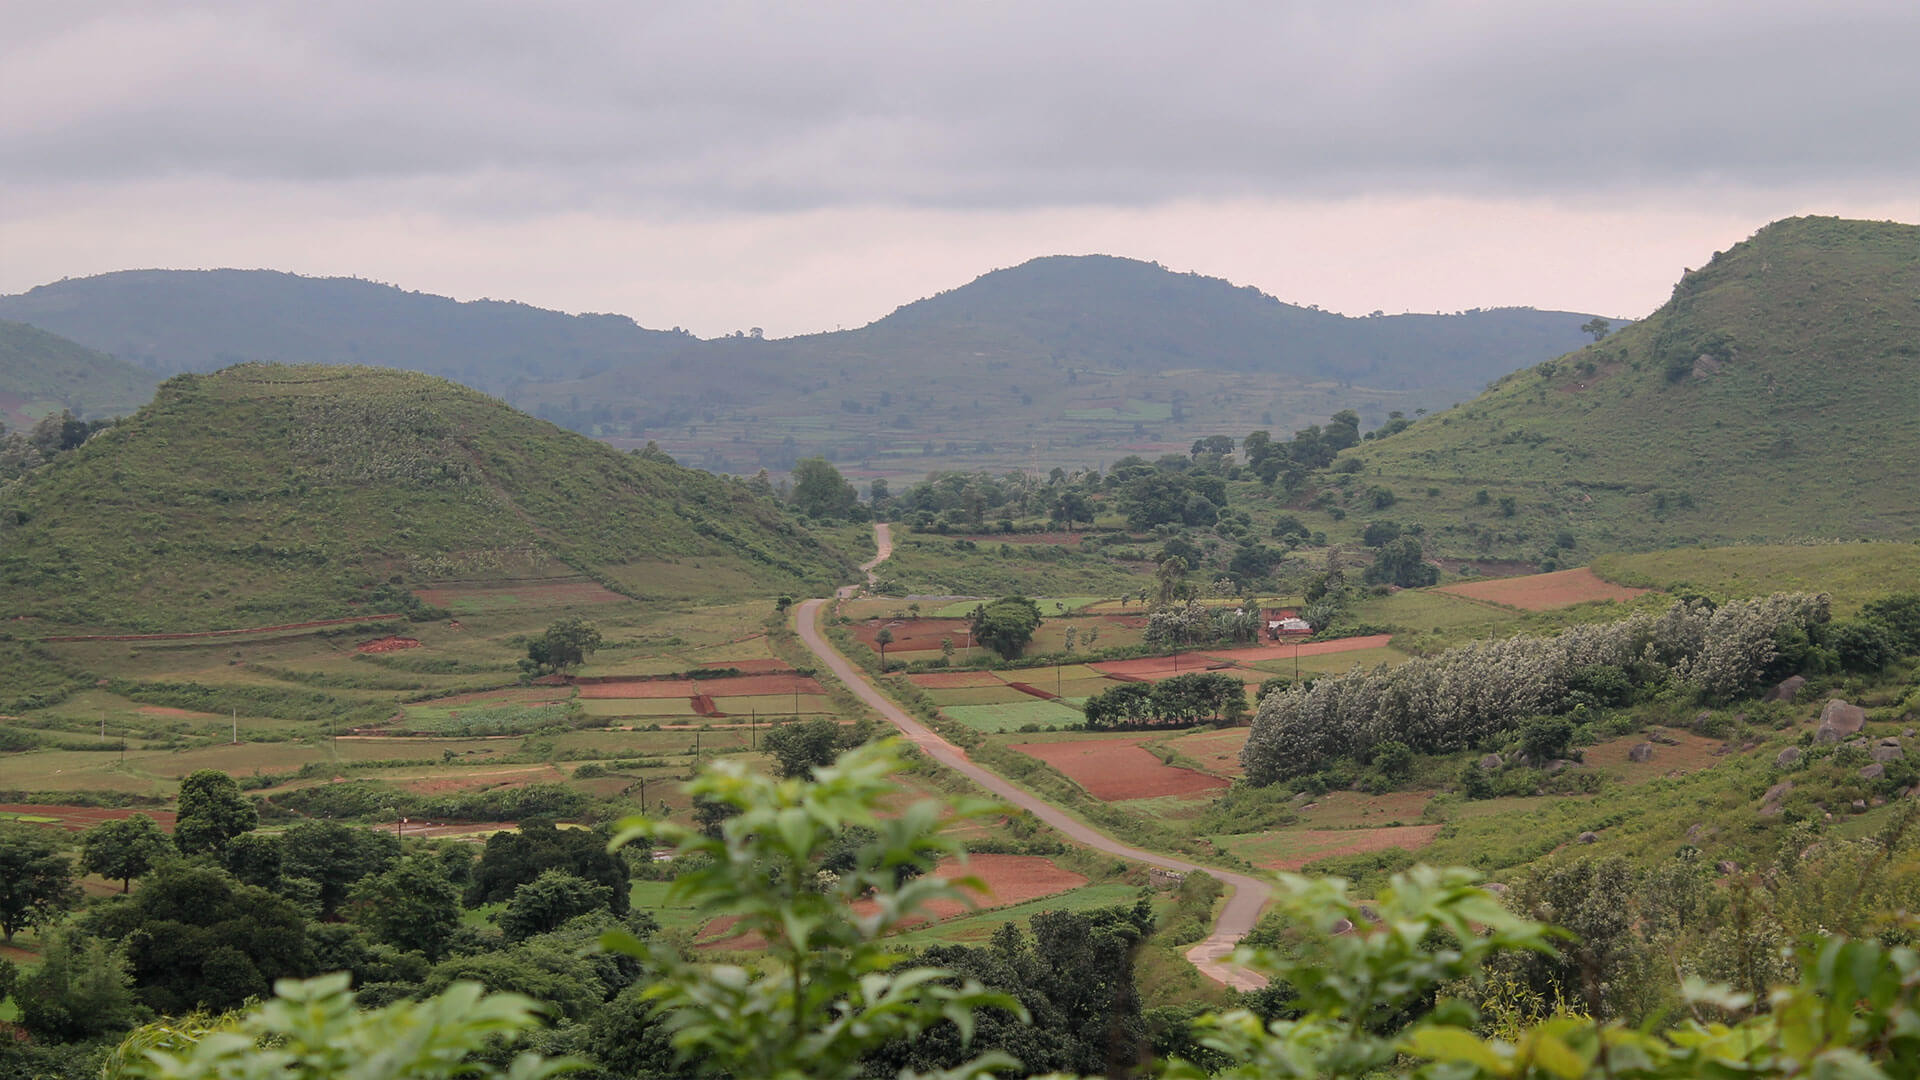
[0,258,1611,477]
[1337,215,1920,556]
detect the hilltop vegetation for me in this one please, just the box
[0,259,1603,481]
[1325,217,1920,557]
[0,320,155,431]
[0,364,850,631]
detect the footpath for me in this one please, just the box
[794,522,1267,989]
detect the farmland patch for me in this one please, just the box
[1009,736,1230,800]
[1437,568,1650,611]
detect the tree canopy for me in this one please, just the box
[173,770,257,857]
[969,595,1043,660]
[0,825,81,942]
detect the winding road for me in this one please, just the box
[797,522,1268,989]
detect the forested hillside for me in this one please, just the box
[0,319,156,430]
[0,364,850,631]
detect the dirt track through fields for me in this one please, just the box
[797,524,1268,989]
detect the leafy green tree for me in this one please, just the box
[762,717,853,780]
[968,595,1043,660]
[498,870,613,942]
[791,457,861,519]
[1362,536,1438,588]
[521,616,604,676]
[173,770,257,857]
[874,626,894,666]
[82,814,174,893]
[80,863,314,1014]
[280,820,400,919]
[1581,316,1612,340]
[350,854,462,961]
[15,930,144,1042]
[0,825,81,942]
[466,820,629,913]
[106,973,570,1080]
[604,742,1020,1080]
[1863,592,1920,653]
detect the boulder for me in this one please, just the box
[1484,882,1509,895]
[1330,918,1355,935]
[1873,744,1905,763]
[1766,675,1807,702]
[1853,799,1870,811]
[1685,823,1712,843]
[1628,742,1656,763]
[1577,831,1599,844]
[1760,780,1793,816]
[1881,736,1904,747]
[1717,860,1740,875]
[1860,764,1886,780]
[1775,746,1803,768]
[1815,725,1844,745]
[1479,753,1504,770]
[1818,699,1868,740]
[1544,759,1574,775]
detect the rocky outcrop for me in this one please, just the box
[1766,675,1807,702]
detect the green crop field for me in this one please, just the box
[926,685,1036,707]
[577,698,701,718]
[941,699,1087,732]
[705,694,834,717]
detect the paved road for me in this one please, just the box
[797,526,1268,989]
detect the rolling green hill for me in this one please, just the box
[1328,216,1920,559]
[0,260,1604,481]
[0,364,851,632]
[0,319,157,430]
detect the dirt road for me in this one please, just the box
[799,524,1268,989]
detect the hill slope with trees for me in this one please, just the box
[1329,216,1920,556]
[0,364,850,631]
[0,319,157,430]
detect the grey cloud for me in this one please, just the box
[4,1,1918,213]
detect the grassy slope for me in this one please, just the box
[0,319,157,427]
[1335,216,1920,557]
[0,364,851,631]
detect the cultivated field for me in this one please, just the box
[1009,736,1230,801]
[1437,567,1651,611]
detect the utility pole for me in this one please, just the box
[750,709,756,750]
[232,708,238,745]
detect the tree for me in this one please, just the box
[763,717,865,780]
[874,626,894,666]
[1581,316,1612,340]
[280,820,400,919]
[82,814,172,892]
[15,930,143,1042]
[521,617,603,676]
[603,742,1019,1080]
[173,770,257,857]
[791,457,861,520]
[0,826,81,942]
[969,596,1043,660]
[497,870,613,941]
[350,854,462,961]
[466,821,630,913]
[1363,536,1438,588]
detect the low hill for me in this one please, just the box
[1327,216,1920,558]
[0,364,851,632]
[0,319,157,430]
[0,261,1605,480]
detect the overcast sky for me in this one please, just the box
[5,2,1918,337]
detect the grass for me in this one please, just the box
[1594,543,1920,614]
[927,596,1109,618]
[886,883,1141,947]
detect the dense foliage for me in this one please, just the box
[1242,592,1831,782]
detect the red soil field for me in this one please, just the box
[700,854,1087,947]
[908,670,1008,689]
[1165,728,1251,777]
[1260,825,1443,870]
[853,618,972,653]
[1437,567,1650,611]
[412,580,629,607]
[576,674,824,699]
[356,636,422,653]
[0,804,177,833]
[714,657,790,674]
[1089,652,1238,679]
[1008,738,1230,801]
[691,694,720,717]
[1199,634,1396,663]
[1004,682,1059,700]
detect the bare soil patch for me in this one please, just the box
[1260,825,1443,870]
[1005,682,1059,701]
[1090,652,1241,680]
[854,617,972,653]
[1162,728,1250,777]
[691,694,719,717]
[1009,737,1230,801]
[700,854,1086,948]
[1437,567,1650,611]
[1582,731,1727,781]
[0,804,177,833]
[356,636,422,654]
[1202,634,1396,663]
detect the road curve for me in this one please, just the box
[795,586,1269,989]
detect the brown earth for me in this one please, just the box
[1163,728,1251,777]
[1262,825,1444,870]
[1581,731,1728,781]
[699,854,1088,948]
[0,804,177,833]
[1437,567,1650,611]
[1200,634,1396,663]
[854,617,972,653]
[356,636,422,654]
[1005,682,1059,701]
[1009,737,1230,801]
[691,694,720,717]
